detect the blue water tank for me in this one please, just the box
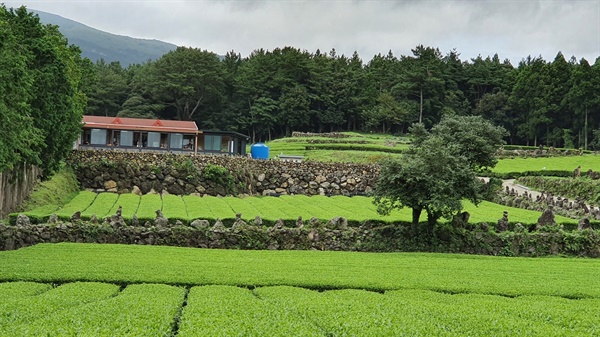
[251,143,270,160]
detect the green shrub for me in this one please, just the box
[203,164,237,194]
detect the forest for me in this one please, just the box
[83,45,600,148]
[0,6,86,173]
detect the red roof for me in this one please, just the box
[82,116,199,133]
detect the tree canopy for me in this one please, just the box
[373,116,506,228]
[0,5,86,173]
[80,44,600,148]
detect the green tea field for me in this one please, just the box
[19,192,576,225]
[0,243,598,336]
[493,154,600,174]
[263,133,407,164]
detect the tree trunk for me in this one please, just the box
[425,209,440,233]
[412,207,422,226]
[419,89,423,124]
[585,108,589,150]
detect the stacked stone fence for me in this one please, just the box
[1,216,598,257]
[67,150,379,197]
[497,146,595,159]
[291,131,352,138]
[0,164,41,219]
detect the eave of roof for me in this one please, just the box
[82,115,199,133]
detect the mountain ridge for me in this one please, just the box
[33,10,178,66]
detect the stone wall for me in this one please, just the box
[67,150,379,196]
[1,219,598,257]
[0,164,41,219]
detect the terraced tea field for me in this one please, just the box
[493,154,600,174]
[17,192,577,225]
[1,244,598,336]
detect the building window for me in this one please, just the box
[109,130,121,146]
[90,129,107,145]
[81,129,92,145]
[133,132,148,147]
[120,130,133,147]
[148,132,161,148]
[170,133,183,149]
[183,135,195,150]
[204,135,222,151]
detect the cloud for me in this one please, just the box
[3,0,599,64]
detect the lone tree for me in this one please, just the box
[373,115,506,229]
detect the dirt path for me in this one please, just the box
[501,179,543,199]
[481,177,543,200]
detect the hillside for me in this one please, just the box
[33,10,177,66]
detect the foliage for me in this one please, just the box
[0,282,52,299]
[162,194,188,223]
[0,282,120,334]
[255,286,600,336]
[54,190,97,220]
[263,132,406,163]
[108,193,141,218]
[2,243,600,298]
[19,166,80,212]
[517,176,600,203]
[85,60,128,116]
[203,164,237,194]
[0,6,85,174]
[178,286,322,337]
[429,115,508,170]
[1,280,598,335]
[136,194,163,222]
[493,155,600,174]
[143,47,224,122]
[80,192,118,219]
[374,116,506,227]
[170,157,200,181]
[0,282,185,337]
[13,192,576,226]
[64,30,600,151]
[1,250,599,336]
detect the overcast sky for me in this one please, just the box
[3,0,599,65]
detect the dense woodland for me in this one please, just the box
[84,45,600,148]
[0,6,86,173]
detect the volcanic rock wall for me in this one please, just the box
[67,150,380,196]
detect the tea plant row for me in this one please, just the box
[18,192,576,225]
[2,244,598,298]
[1,282,597,336]
[0,282,184,336]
